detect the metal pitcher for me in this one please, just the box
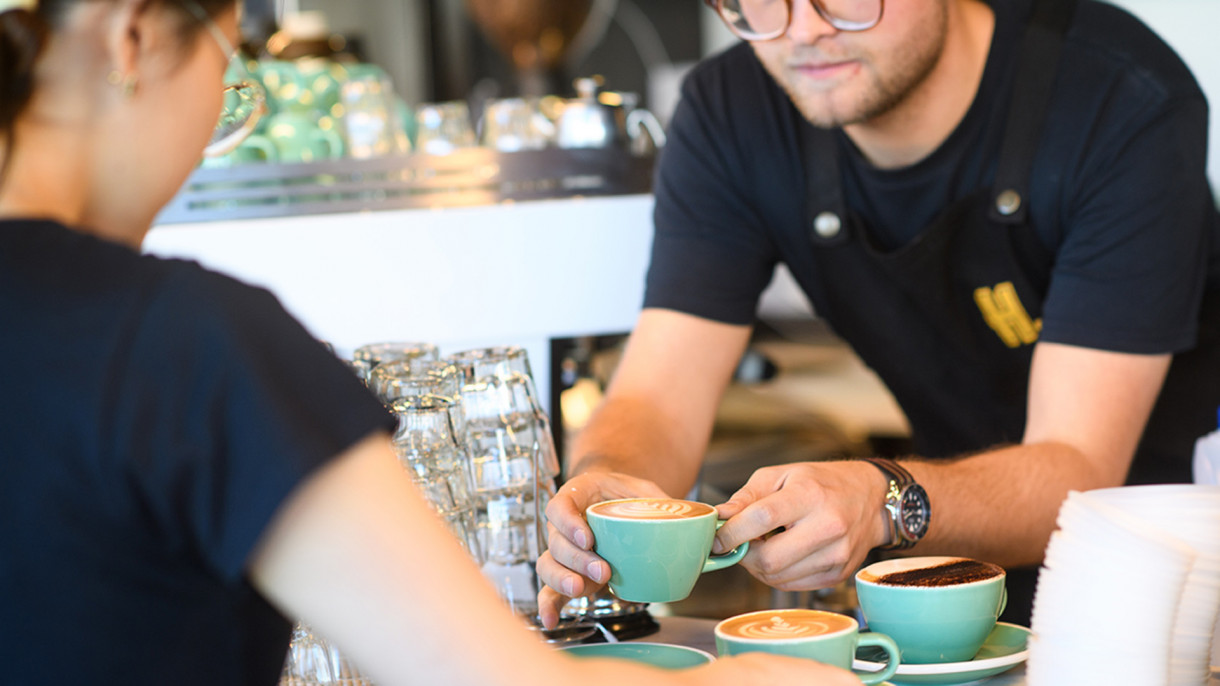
[556,77,665,154]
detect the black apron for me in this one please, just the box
[796,0,1079,626]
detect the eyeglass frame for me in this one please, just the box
[702,0,886,41]
[177,0,267,157]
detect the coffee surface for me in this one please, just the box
[588,498,714,520]
[719,611,855,640]
[860,559,1003,587]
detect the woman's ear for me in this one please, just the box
[103,0,159,90]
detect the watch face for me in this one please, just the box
[899,485,930,539]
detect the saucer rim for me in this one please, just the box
[853,622,1030,675]
[561,640,717,664]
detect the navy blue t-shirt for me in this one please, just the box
[0,220,395,686]
[647,0,1220,466]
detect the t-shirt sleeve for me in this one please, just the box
[644,53,782,325]
[108,264,396,582]
[1039,82,1215,353]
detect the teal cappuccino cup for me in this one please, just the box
[586,498,748,604]
[715,609,900,685]
[855,556,1008,664]
[264,111,345,163]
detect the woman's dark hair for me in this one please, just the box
[0,7,46,180]
[0,0,235,185]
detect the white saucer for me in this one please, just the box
[853,623,1031,686]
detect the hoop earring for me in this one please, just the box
[106,70,139,98]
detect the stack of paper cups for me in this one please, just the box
[1028,486,1220,686]
[1028,491,1194,685]
[1089,485,1220,685]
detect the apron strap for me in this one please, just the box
[799,123,852,246]
[988,0,1079,225]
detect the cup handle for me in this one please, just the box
[626,108,666,146]
[997,584,1008,617]
[702,520,749,572]
[243,134,278,162]
[313,126,347,159]
[854,632,901,685]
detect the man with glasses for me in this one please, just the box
[538,0,1220,628]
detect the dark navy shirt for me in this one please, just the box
[0,219,394,686]
[646,0,1220,460]
[649,0,1219,350]
[646,0,1220,629]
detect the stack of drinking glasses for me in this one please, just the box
[389,394,482,561]
[280,623,373,686]
[1028,486,1220,686]
[354,342,482,561]
[444,346,561,619]
[353,341,439,373]
[280,341,475,686]
[346,342,560,620]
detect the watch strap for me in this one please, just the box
[859,457,920,550]
[859,456,915,488]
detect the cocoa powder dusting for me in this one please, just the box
[874,560,1002,587]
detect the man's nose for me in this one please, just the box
[786,0,840,44]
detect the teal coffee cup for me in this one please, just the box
[585,498,748,604]
[855,556,1008,664]
[264,111,345,163]
[715,609,900,685]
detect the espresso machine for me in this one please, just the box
[463,0,602,96]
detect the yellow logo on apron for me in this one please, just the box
[974,281,1042,348]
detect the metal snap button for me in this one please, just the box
[813,211,842,238]
[995,189,1022,216]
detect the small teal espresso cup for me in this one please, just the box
[715,609,900,685]
[855,556,1007,664]
[586,498,748,604]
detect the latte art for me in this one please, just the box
[718,610,855,640]
[588,498,714,520]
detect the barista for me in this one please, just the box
[538,0,1220,628]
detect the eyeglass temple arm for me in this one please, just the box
[178,0,241,60]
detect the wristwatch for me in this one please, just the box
[858,457,930,550]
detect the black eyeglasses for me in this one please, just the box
[703,0,885,41]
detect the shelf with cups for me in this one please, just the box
[159,146,656,225]
[174,56,661,225]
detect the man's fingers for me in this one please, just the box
[535,552,610,629]
[545,472,670,551]
[534,471,671,624]
[544,484,597,551]
[714,491,810,555]
[536,533,608,592]
[537,585,570,630]
[739,533,836,589]
[736,516,866,590]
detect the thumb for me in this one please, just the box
[715,475,773,520]
[715,498,748,520]
[712,494,759,554]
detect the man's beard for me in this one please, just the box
[764,9,949,129]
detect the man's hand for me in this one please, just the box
[535,470,669,628]
[712,460,889,592]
